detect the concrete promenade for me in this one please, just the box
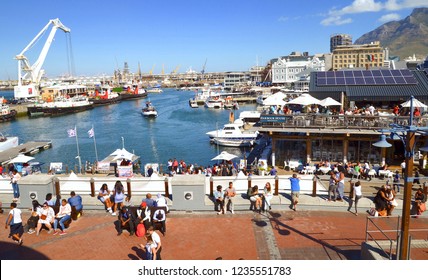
[0,172,427,260]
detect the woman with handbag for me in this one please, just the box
[35,202,55,236]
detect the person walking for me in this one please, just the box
[347,181,362,215]
[5,202,24,245]
[224,181,236,214]
[289,173,301,211]
[328,171,338,201]
[10,170,21,202]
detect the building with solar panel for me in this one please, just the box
[251,67,428,169]
[330,34,353,53]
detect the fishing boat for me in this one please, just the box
[120,84,148,100]
[141,101,158,117]
[0,103,17,122]
[89,85,121,106]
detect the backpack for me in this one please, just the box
[136,223,146,237]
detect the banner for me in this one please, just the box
[118,166,133,177]
[96,161,110,172]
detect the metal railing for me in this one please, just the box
[365,215,428,260]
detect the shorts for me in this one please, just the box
[250,196,258,202]
[38,218,51,225]
[291,191,300,202]
[10,223,24,236]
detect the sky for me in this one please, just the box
[0,0,427,81]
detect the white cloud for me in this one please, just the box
[321,0,428,26]
[378,13,401,22]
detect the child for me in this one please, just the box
[393,170,401,193]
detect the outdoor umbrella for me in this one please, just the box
[319,97,342,107]
[285,93,321,106]
[211,151,238,161]
[262,92,287,106]
[400,97,427,108]
[8,154,35,164]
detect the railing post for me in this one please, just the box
[247,175,252,191]
[274,175,279,196]
[164,177,170,197]
[126,178,132,199]
[90,178,95,197]
[312,176,317,197]
[423,182,427,199]
[209,176,214,197]
[54,177,60,195]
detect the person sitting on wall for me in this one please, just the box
[68,191,83,219]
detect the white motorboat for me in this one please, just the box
[147,88,163,93]
[141,101,158,117]
[206,120,259,147]
[189,98,199,108]
[204,96,225,109]
[0,132,19,152]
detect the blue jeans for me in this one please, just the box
[54,215,71,231]
[12,183,20,198]
[337,182,345,199]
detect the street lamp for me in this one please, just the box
[372,95,428,260]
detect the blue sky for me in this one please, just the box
[0,0,427,80]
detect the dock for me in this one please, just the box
[0,140,52,165]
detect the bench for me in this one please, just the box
[119,206,168,234]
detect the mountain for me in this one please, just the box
[354,8,428,59]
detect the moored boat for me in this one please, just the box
[0,103,17,122]
[27,96,94,117]
[204,96,225,109]
[120,84,148,100]
[206,120,259,147]
[89,85,121,106]
[0,132,19,152]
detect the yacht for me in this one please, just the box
[204,96,225,109]
[206,120,259,147]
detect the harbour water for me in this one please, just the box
[0,89,256,172]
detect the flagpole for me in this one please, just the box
[75,126,82,174]
[92,125,99,162]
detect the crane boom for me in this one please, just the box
[14,18,70,99]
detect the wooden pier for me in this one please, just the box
[0,140,52,165]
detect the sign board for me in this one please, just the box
[117,166,133,177]
[97,161,110,172]
[260,115,289,123]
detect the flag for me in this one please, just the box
[88,128,94,138]
[67,128,76,137]
[367,54,374,62]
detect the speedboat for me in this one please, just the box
[0,132,19,152]
[206,120,259,147]
[141,101,158,117]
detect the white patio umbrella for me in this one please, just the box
[285,93,321,106]
[400,97,427,108]
[8,154,35,164]
[319,97,342,107]
[262,92,287,106]
[211,151,238,161]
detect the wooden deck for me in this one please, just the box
[0,140,52,165]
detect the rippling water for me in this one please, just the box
[0,89,256,171]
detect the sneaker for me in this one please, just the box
[111,212,117,216]
[109,209,113,214]
[28,230,35,235]
[53,231,59,235]
[18,239,23,246]
[47,229,53,234]
[59,232,67,236]
[217,212,221,215]
[231,210,234,214]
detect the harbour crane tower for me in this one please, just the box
[14,18,71,99]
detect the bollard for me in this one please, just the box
[90,178,95,197]
[54,178,60,195]
[209,176,214,197]
[312,176,317,197]
[126,178,132,199]
[164,177,170,197]
[274,175,279,196]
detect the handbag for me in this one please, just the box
[40,214,47,220]
[420,202,426,212]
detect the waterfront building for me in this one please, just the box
[271,52,325,86]
[330,33,352,53]
[332,41,384,71]
[223,72,251,90]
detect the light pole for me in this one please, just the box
[372,96,428,260]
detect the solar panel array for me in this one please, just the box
[316,69,417,86]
